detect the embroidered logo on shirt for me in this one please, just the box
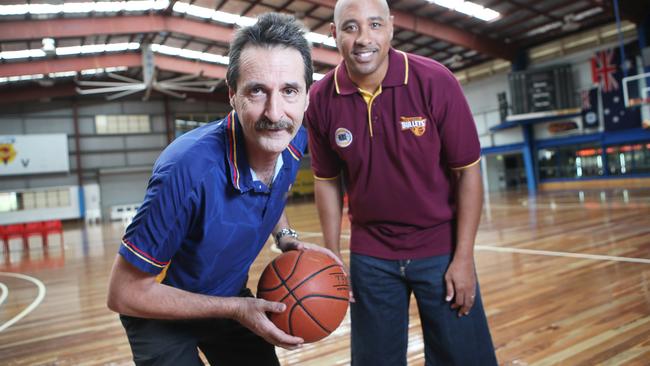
[335,128,353,148]
[400,117,427,136]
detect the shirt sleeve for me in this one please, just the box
[305,93,342,180]
[119,166,197,275]
[432,67,481,169]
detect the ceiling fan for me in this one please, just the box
[76,45,222,101]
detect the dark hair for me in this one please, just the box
[227,13,313,91]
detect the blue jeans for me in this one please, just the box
[350,253,497,366]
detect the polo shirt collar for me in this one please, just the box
[225,111,303,193]
[334,48,409,95]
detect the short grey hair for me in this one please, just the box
[227,13,313,91]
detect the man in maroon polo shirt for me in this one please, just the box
[305,0,497,364]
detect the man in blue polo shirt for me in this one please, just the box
[306,0,497,365]
[107,13,339,365]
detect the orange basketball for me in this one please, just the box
[257,250,349,343]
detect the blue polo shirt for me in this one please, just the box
[119,111,306,296]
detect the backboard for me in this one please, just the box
[623,71,650,107]
[622,71,650,128]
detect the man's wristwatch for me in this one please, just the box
[275,228,298,246]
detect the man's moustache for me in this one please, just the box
[255,118,294,133]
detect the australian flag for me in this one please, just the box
[581,87,599,129]
[591,43,641,131]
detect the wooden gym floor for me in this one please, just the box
[1,188,649,365]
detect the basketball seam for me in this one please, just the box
[288,293,348,336]
[288,295,336,336]
[258,251,304,292]
[277,264,341,303]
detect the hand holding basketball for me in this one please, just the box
[231,297,304,350]
[276,238,345,267]
[257,250,350,343]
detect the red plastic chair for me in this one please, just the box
[41,220,63,246]
[1,223,27,250]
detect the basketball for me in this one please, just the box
[257,250,349,343]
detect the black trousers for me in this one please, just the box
[120,288,280,366]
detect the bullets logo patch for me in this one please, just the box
[400,117,427,136]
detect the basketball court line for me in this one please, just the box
[0,282,7,307]
[296,231,650,265]
[0,272,46,332]
[473,245,650,264]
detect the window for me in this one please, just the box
[606,143,650,175]
[633,143,650,174]
[538,148,558,179]
[95,115,150,134]
[175,114,223,136]
[575,147,603,177]
[9,188,71,212]
[537,144,604,179]
[0,192,18,212]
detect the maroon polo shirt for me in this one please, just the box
[306,48,480,260]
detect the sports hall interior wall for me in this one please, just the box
[0,98,230,221]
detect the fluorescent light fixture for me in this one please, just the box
[0,66,125,84]
[62,3,91,13]
[0,1,170,16]
[81,69,103,75]
[56,42,140,56]
[150,43,230,65]
[181,3,214,19]
[213,10,242,24]
[474,8,500,21]
[0,5,26,16]
[526,21,563,36]
[434,0,463,8]
[0,74,45,83]
[172,2,337,48]
[236,17,257,27]
[574,7,603,21]
[30,4,62,15]
[0,42,141,60]
[81,66,129,75]
[455,1,483,17]
[0,49,46,60]
[49,71,78,78]
[430,0,500,22]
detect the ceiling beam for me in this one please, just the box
[155,54,226,79]
[299,0,516,61]
[0,83,77,104]
[0,53,142,78]
[0,81,230,105]
[0,52,228,79]
[0,15,341,66]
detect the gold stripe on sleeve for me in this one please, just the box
[314,174,340,181]
[450,157,481,170]
[121,241,167,269]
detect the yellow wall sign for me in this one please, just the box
[0,142,17,165]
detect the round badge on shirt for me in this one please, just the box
[335,128,353,148]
